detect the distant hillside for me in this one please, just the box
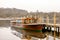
[0,9,60,26]
[0,8,60,18]
[0,8,28,17]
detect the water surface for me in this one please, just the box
[0,27,60,40]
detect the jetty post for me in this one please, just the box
[54,13,56,40]
[46,14,49,40]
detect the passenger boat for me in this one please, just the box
[11,17,46,38]
[11,14,60,39]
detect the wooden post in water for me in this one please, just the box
[26,35,31,40]
[26,15,31,40]
[38,15,42,23]
[26,16,29,24]
[54,13,56,40]
[39,15,42,24]
[40,16,42,23]
[30,15,33,23]
[40,16,42,40]
[46,15,49,40]
[38,15,42,40]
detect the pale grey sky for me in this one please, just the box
[0,0,60,12]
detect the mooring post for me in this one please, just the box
[40,39,42,40]
[54,13,56,40]
[59,27,60,38]
[40,16,42,23]
[39,15,43,40]
[27,35,31,40]
[46,15,49,40]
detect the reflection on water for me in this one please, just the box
[0,27,60,40]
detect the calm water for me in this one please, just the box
[0,27,20,40]
[0,27,60,40]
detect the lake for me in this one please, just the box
[0,27,60,40]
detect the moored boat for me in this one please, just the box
[11,17,46,38]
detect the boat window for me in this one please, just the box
[48,27,50,30]
[45,27,47,29]
[51,27,54,31]
[56,27,58,32]
[16,20,22,22]
[59,28,60,32]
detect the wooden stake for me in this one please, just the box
[27,16,29,24]
[46,15,49,24]
[46,15,49,40]
[39,15,42,23]
[54,13,56,40]
[40,39,42,40]
[27,35,31,40]
[38,15,43,40]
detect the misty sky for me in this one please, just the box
[0,0,60,12]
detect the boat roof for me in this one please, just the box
[11,20,60,27]
[18,23,60,27]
